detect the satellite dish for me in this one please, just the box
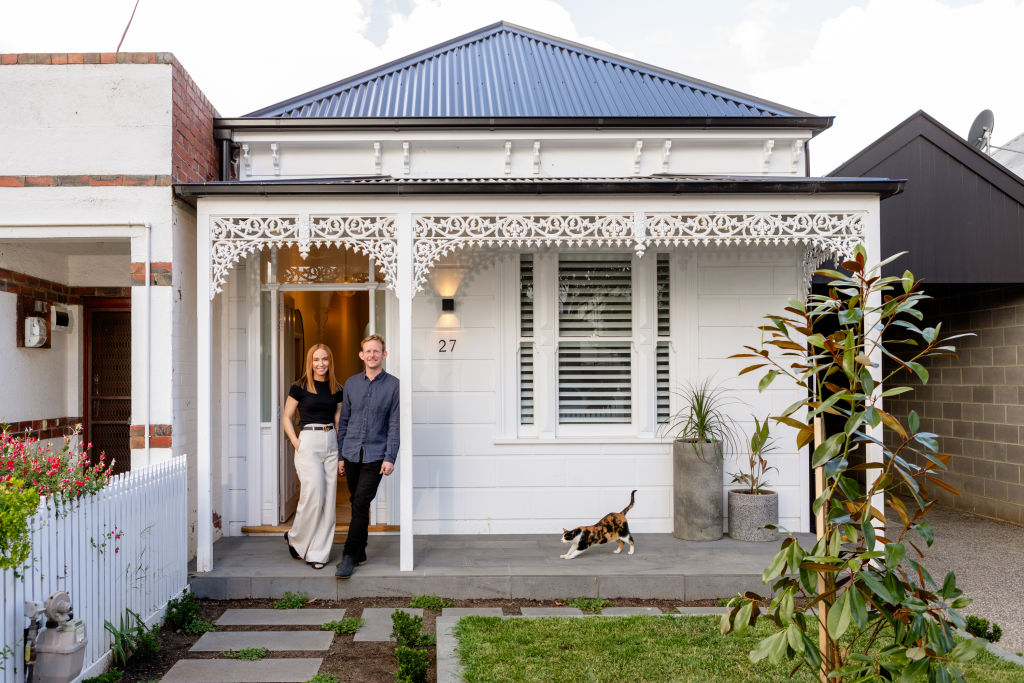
[968,109,994,151]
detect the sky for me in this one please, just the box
[4,0,1024,174]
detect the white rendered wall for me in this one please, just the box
[0,64,172,175]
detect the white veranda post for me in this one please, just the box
[196,216,213,572]
[865,208,885,540]
[397,213,415,571]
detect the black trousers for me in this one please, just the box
[343,458,384,558]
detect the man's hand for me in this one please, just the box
[380,461,394,476]
[338,459,345,476]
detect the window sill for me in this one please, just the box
[493,436,668,445]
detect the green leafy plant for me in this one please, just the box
[729,416,778,494]
[274,591,309,609]
[660,378,738,458]
[724,248,985,680]
[322,617,364,635]
[391,610,433,648]
[222,647,269,660]
[83,669,123,683]
[564,597,613,613]
[104,609,158,667]
[307,675,340,683]
[408,595,453,610]
[965,616,1002,643]
[395,645,430,683]
[0,478,39,573]
[164,591,200,631]
[183,618,217,635]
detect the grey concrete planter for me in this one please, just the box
[727,489,778,542]
[672,440,723,541]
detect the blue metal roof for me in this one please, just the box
[247,22,814,119]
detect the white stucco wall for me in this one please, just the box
[0,63,172,175]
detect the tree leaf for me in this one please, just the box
[859,572,895,603]
[907,361,929,384]
[758,370,779,393]
[812,433,845,467]
[949,637,986,663]
[763,548,789,583]
[908,410,920,434]
[748,630,786,664]
[884,542,906,569]
[826,590,851,639]
[733,600,753,635]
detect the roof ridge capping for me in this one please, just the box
[244,21,822,121]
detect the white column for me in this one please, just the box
[864,207,885,538]
[397,213,415,571]
[196,217,214,572]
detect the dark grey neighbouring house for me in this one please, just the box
[832,110,1024,526]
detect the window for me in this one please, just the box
[514,252,670,434]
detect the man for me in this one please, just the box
[335,334,399,579]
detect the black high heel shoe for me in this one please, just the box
[284,531,301,560]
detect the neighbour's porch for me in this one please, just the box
[188,531,815,600]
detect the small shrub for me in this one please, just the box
[222,647,269,660]
[715,597,732,607]
[322,617,364,635]
[164,591,200,630]
[274,591,309,609]
[133,624,160,659]
[104,609,157,667]
[0,479,39,573]
[83,670,123,683]
[395,645,429,683]
[391,610,425,648]
[565,597,613,613]
[307,675,340,683]
[408,595,453,610]
[182,618,217,635]
[966,615,1003,643]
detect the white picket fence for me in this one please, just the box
[1,456,188,683]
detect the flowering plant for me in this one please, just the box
[0,424,113,501]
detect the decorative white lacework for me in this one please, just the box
[207,212,864,298]
[208,215,396,298]
[412,214,634,291]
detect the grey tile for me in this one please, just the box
[161,658,322,682]
[355,608,424,642]
[191,630,333,652]
[441,607,504,617]
[435,615,464,683]
[683,575,768,601]
[599,575,685,599]
[510,575,600,600]
[216,609,346,626]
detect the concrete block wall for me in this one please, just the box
[884,284,1024,525]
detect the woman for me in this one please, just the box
[282,343,343,569]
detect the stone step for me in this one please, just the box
[355,607,424,642]
[216,608,346,626]
[191,630,334,652]
[161,658,322,682]
[519,607,583,617]
[441,607,504,617]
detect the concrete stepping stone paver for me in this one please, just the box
[355,607,424,642]
[676,606,729,616]
[216,608,346,625]
[519,607,583,616]
[441,607,504,617]
[161,658,322,682]
[191,630,333,652]
[602,606,662,615]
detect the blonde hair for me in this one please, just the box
[297,344,340,393]
[360,334,386,352]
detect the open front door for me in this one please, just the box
[278,295,301,523]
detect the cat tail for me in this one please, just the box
[621,489,637,515]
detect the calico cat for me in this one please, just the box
[560,490,636,560]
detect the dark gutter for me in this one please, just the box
[215,115,834,135]
[175,177,904,201]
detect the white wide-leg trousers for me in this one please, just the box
[287,429,338,564]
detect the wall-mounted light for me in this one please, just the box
[441,298,455,312]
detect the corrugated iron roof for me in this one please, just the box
[247,22,814,119]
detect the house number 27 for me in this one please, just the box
[438,339,457,353]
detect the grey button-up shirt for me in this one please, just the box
[336,370,400,464]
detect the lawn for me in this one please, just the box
[454,615,1024,682]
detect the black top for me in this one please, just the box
[288,380,343,428]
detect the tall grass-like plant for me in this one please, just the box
[660,378,738,457]
[722,247,985,681]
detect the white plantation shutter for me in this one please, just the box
[519,255,534,425]
[656,254,671,423]
[557,255,632,424]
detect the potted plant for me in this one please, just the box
[727,416,778,542]
[661,378,737,541]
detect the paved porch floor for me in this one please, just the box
[189,532,815,601]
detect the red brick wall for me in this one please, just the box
[0,268,130,303]
[171,57,220,183]
[3,416,83,441]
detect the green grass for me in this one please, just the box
[321,617,364,635]
[222,647,269,660]
[563,597,613,613]
[306,675,340,683]
[273,591,309,609]
[408,594,454,610]
[454,615,1024,683]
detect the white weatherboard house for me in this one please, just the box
[177,23,898,572]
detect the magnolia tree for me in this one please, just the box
[722,248,985,681]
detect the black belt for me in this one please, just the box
[302,424,334,432]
